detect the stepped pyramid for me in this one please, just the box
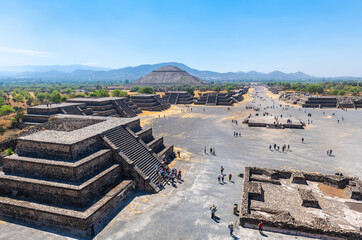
[131,65,206,86]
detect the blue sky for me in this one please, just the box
[0,0,361,76]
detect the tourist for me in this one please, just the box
[234,131,236,137]
[228,173,232,181]
[177,151,181,158]
[178,170,181,180]
[221,166,224,175]
[218,175,221,182]
[277,146,280,151]
[287,144,290,151]
[90,223,95,237]
[213,148,215,155]
[228,222,234,235]
[337,120,340,123]
[273,143,276,149]
[222,175,224,182]
[210,148,212,154]
[327,150,329,156]
[210,204,216,219]
[155,165,158,173]
[204,146,207,154]
[302,138,304,143]
[330,149,333,156]
[342,116,344,121]
[258,221,263,233]
[269,145,272,151]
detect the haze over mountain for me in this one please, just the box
[0,62,356,82]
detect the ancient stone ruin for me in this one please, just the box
[195,93,234,106]
[0,115,174,238]
[21,97,141,128]
[162,91,193,104]
[277,90,362,109]
[130,65,206,86]
[130,94,170,111]
[240,167,361,239]
[243,115,304,129]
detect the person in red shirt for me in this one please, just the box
[258,221,263,233]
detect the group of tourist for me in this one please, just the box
[269,143,291,153]
[231,119,238,125]
[155,164,181,188]
[326,149,333,156]
[204,146,216,155]
[233,131,242,137]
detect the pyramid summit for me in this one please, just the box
[131,65,207,86]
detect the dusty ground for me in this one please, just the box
[0,86,361,240]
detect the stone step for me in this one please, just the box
[0,180,134,239]
[0,164,121,209]
[2,149,113,182]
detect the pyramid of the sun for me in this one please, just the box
[132,65,206,86]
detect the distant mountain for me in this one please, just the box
[0,62,318,81]
[0,64,111,73]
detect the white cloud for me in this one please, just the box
[0,46,49,57]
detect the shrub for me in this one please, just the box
[338,90,345,95]
[111,89,129,97]
[138,87,154,94]
[6,148,14,156]
[130,86,140,92]
[0,105,15,115]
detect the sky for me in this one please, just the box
[0,0,361,77]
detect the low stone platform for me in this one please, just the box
[243,115,304,129]
[20,97,142,128]
[162,91,193,104]
[240,167,362,239]
[130,94,170,111]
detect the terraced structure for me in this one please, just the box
[0,115,174,238]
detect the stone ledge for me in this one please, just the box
[0,180,134,238]
[2,149,112,182]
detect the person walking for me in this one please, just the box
[210,204,216,219]
[178,170,181,180]
[269,145,272,151]
[221,175,224,182]
[218,175,221,182]
[204,146,207,154]
[287,144,290,151]
[228,222,234,235]
[229,173,232,181]
[258,221,263,234]
[221,166,224,175]
[302,138,304,143]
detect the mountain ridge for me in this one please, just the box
[0,62,356,81]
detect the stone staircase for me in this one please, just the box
[114,99,137,117]
[62,106,85,115]
[206,94,217,105]
[168,93,178,104]
[102,126,164,192]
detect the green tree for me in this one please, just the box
[185,87,195,96]
[13,94,24,103]
[36,93,48,103]
[226,86,234,93]
[94,89,110,97]
[138,87,154,94]
[0,97,4,106]
[111,89,129,97]
[338,90,345,95]
[330,89,338,95]
[213,85,222,92]
[130,86,140,92]
[0,105,15,115]
[50,90,62,103]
